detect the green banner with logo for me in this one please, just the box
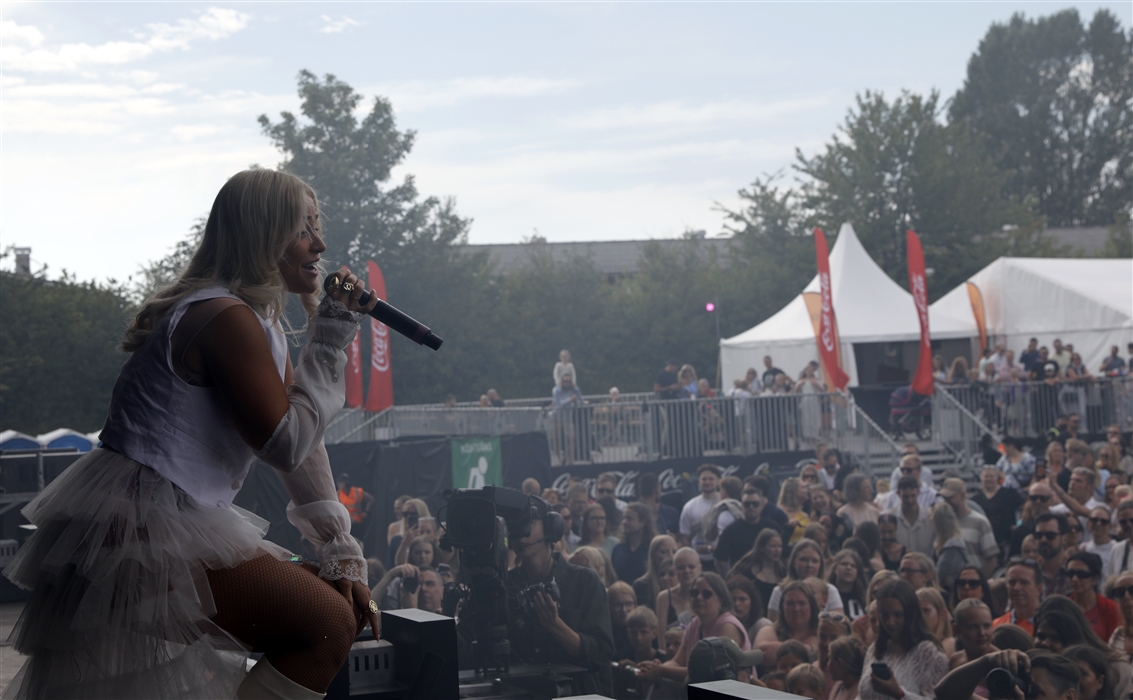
[451,437,502,490]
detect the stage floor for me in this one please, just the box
[0,602,26,695]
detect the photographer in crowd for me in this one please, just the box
[934,648,1082,700]
[507,497,615,695]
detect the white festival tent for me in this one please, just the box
[931,257,1133,373]
[720,223,975,388]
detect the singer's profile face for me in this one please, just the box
[278,205,326,295]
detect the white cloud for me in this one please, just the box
[565,97,831,131]
[125,70,159,84]
[377,76,580,110]
[0,19,45,46]
[144,8,250,51]
[2,7,250,73]
[171,124,221,141]
[320,15,362,34]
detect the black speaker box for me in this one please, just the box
[382,608,459,699]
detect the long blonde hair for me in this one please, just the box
[122,169,318,352]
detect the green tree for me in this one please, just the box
[130,218,203,304]
[949,9,1133,227]
[717,175,815,331]
[0,272,132,434]
[795,90,1036,297]
[258,70,429,266]
[260,71,497,405]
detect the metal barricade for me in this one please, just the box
[388,407,545,439]
[325,390,937,474]
[940,377,1133,438]
[933,390,996,473]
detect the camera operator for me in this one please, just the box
[508,501,615,695]
[369,564,443,613]
[933,648,1081,700]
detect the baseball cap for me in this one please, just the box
[939,478,967,498]
[687,637,763,683]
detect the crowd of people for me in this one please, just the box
[364,421,1133,699]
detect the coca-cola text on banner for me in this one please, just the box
[906,230,934,396]
[364,260,395,412]
[812,228,850,391]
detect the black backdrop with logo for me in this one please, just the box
[231,433,816,563]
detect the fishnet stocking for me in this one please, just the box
[207,555,357,692]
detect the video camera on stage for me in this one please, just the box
[438,485,559,677]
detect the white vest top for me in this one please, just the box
[100,286,288,509]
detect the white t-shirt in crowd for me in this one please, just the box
[680,492,721,557]
[767,583,844,618]
[1053,497,1102,544]
[1085,539,1115,564]
[553,361,578,389]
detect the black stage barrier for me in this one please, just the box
[232,435,817,563]
[233,432,554,563]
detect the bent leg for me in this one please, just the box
[207,555,357,692]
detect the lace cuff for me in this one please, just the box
[286,500,367,585]
[315,296,365,327]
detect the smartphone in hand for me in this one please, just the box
[871,662,892,680]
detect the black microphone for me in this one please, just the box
[324,274,443,351]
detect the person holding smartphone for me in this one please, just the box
[859,579,949,699]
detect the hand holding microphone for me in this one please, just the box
[324,268,444,351]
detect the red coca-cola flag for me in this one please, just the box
[907,230,934,396]
[364,260,394,412]
[344,331,363,408]
[813,228,850,390]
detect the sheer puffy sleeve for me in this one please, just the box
[276,442,367,584]
[255,297,363,472]
[259,295,367,583]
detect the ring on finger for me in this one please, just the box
[368,600,379,614]
[342,281,355,292]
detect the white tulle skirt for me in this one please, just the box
[2,448,290,699]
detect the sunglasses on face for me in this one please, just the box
[1121,519,1133,527]
[690,589,715,599]
[900,467,918,474]
[1065,569,1095,580]
[1111,585,1133,598]
[1029,495,1051,503]
[956,579,983,589]
[818,611,847,621]
[1090,518,1111,526]
[596,488,615,495]
[1035,531,1060,541]
[743,501,762,508]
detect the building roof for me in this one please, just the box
[460,237,733,276]
[1043,226,1113,255]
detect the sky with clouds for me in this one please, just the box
[2,1,1129,285]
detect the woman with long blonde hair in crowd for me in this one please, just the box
[2,170,380,699]
[779,476,810,544]
[632,534,678,610]
[852,570,898,647]
[765,538,844,623]
[916,587,955,656]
